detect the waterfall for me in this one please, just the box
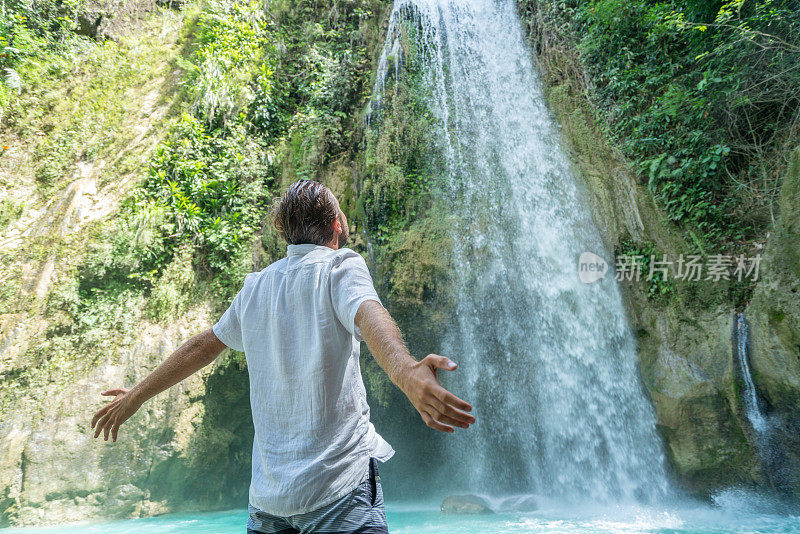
[368,0,670,504]
[735,312,769,433]
[731,312,793,496]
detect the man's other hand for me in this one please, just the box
[91,388,142,442]
[402,354,475,433]
[89,328,226,443]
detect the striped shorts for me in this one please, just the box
[246,457,389,534]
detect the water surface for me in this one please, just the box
[8,493,800,534]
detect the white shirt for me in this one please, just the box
[212,243,394,516]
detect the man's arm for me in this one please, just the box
[91,328,227,442]
[355,300,475,433]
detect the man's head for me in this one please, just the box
[271,180,349,249]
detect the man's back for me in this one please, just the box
[213,243,394,516]
[91,180,473,534]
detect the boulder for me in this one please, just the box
[440,494,493,515]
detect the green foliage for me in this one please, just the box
[149,245,196,322]
[47,280,146,351]
[4,0,87,39]
[1,0,396,418]
[52,218,155,338]
[129,2,276,295]
[266,0,383,174]
[521,0,800,248]
[360,354,393,407]
[181,0,275,127]
[0,198,23,231]
[138,0,384,293]
[2,6,187,202]
[0,0,90,120]
[143,113,271,277]
[3,0,388,316]
[33,129,83,185]
[384,214,454,306]
[362,57,445,246]
[615,239,675,300]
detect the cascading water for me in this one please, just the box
[735,312,769,433]
[732,312,793,496]
[369,0,671,504]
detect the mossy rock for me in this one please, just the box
[750,147,800,412]
[747,147,800,495]
[441,494,494,515]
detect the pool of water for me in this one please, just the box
[6,492,800,533]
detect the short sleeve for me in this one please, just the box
[212,287,245,352]
[330,251,382,342]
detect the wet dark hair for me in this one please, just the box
[271,180,338,245]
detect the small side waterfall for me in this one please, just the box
[731,311,795,496]
[735,312,769,433]
[369,0,670,504]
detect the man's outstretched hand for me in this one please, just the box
[355,300,475,434]
[89,328,226,443]
[91,388,142,442]
[401,354,475,433]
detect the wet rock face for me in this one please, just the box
[521,10,800,495]
[633,307,760,494]
[628,150,800,498]
[750,148,800,416]
[0,309,254,528]
[76,13,104,38]
[748,147,800,496]
[440,494,494,515]
[72,0,167,41]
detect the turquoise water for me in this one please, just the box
[7,494,800,533]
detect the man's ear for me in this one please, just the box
[333,216,342,234]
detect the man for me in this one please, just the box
[91,179,475,533]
